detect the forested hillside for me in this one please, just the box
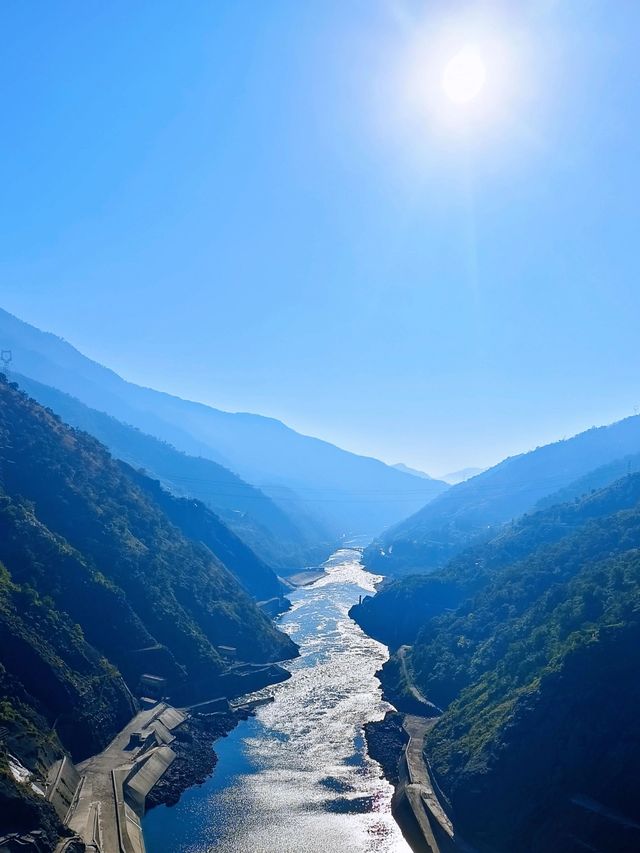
[354,475,640,851]
[366,415,640,576]
[0,374,298,846]
[127,467,284,601]
[352,472,640,649]
[533,450,640,511]
[426,545,640,851]
[14,373,332,570]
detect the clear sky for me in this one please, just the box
[1,1,639,475]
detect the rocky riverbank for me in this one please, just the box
[363,711,408,787]
[146,701,270,810]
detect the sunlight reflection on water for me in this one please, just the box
[144,548,411,853]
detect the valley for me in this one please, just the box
[2,318,640,853]
[3,6,639,851]
[143,547,411,853]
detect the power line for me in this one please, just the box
[143,472,442,496]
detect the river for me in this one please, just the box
[143,546,411,853]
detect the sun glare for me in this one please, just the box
[442,47,486,104]
[375,12,524,155]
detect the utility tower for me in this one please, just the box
[0,349,12,374]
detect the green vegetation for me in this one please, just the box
[0,375,296,679]
[365,415,640,577]
[0,374,298,845]
[0,559,135,759]
[411,486,640,707]
[125,467,285,601]
[534,451,640,511]
[354,473,640,850]
[426,552,640,851]
[353,472,640,651]
[15,373,332,570]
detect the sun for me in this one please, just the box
[442,47,487,105]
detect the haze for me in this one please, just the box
[1,0,639,474]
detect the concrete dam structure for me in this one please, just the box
[50,703,187,853]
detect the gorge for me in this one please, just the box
[3,5,640,850]
[2,321,640,853]
[144,547,411,853]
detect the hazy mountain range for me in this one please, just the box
[439,465,485,484]
[393,463,485,485]
[392,462,434,479]
[4,303,640,853]
[13,372,328,571]
[367,413,640,576]
[0,307,448,558]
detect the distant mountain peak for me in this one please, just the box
[440,466,485,485]
[392,462,434,480]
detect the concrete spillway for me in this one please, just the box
[55,703,186,853]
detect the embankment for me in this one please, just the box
[366,712,473,853]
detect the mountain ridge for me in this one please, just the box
[366,412,640,576]
[0,372,303,849]
[0,306,448,540]
[13,372,331,570]
[353,473,640,851]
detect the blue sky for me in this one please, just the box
[1,1,639,474]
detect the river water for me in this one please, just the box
[144,547,411,853]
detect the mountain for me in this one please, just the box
[533,451,640,512]
[366,415,640,576]
[352,468,640,651]
[0,373,300,844]
[0,546,137,847]
[0,373,297,688]
[392,463,433,479]
[13,373,330,571]
[424,481,640,852]
[0,307,448,540]
[0,372,300,844]
[123,467,285,603]
[353,474,640,852]
[439,466,484,484]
